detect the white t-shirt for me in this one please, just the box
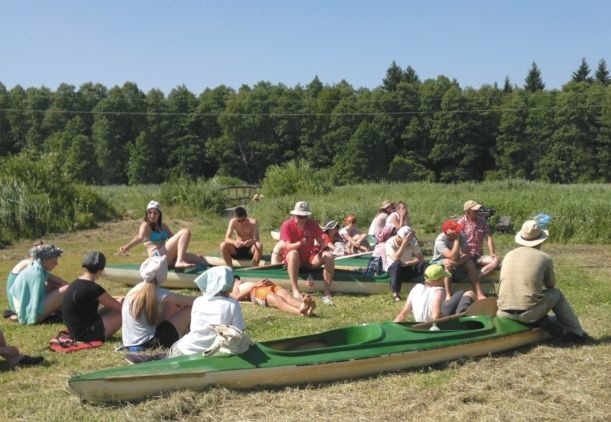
[407,283,444,322]
[172,295,245,356]
[121,282,172,347]
[384,235,421,271]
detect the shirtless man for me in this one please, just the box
[219,207,263,267]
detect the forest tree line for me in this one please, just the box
[0,59,609,185]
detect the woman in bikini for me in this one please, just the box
[230,278,316,317]
[119,200,206,269]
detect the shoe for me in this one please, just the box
[569,331,596,345]
[392,293,401,302]
[16,355,44,366]
[537,316,565,337]
[322,296,334,306]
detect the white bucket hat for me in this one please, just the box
[290,201,311,216]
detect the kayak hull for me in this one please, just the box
[103,263,498,295]
[68,316,549,402]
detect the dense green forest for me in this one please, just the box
[1,59,609,185]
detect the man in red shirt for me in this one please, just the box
[279,201,335,305]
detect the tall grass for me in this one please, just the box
[251,180,610,244]
[0,155,117,244]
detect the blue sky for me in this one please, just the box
[1,0,609,94]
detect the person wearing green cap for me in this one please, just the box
[394,264,476,323]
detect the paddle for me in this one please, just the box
[412,297,498,329]
[335,251,372,260]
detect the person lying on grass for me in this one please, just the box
[0,328,44,368]
[394,264,476,323]
[61,252,123,342]
[168,266,245,357]
[230,278,316,317]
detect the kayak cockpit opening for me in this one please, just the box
[261,324,384,353]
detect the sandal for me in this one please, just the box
[16,355,44,366]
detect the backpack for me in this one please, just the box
[366,256,383,276]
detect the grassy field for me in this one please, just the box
[0,183,610,421]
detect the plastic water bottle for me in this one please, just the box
[306,273,314,288]
[429,323,440,331]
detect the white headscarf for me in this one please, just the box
[194,266,235,299]
[139,255,168,284]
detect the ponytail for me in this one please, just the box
[129,281,159,325]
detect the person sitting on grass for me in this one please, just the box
[61,252,123,342]
[168,266,245,357]
[394,264,476,323]
[119,200,206,270]
[230,278,316,317]
[0,328,44,368]
[8,244,68,325]
[121,255,195,352]
[219,206,263,267]
[6,241,69,321]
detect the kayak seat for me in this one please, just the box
[262,324,384,353]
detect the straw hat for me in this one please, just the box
[515,220,549,247]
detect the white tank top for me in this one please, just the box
[408,284,444,322]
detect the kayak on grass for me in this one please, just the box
[67,315,550,403]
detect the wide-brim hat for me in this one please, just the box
[290,201,311,216]
[379,200,393,211]
[515,220,549,247]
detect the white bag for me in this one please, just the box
[202,324,254,357]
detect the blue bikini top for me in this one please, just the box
[149,229,169,243]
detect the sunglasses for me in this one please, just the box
[297,215,308,219]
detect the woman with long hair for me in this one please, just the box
[119,200,206,269]
[121,255,194,352]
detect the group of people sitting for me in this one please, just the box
[2,197,593,368]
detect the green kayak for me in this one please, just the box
[103,261,497,295]
[68,316,549,403]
